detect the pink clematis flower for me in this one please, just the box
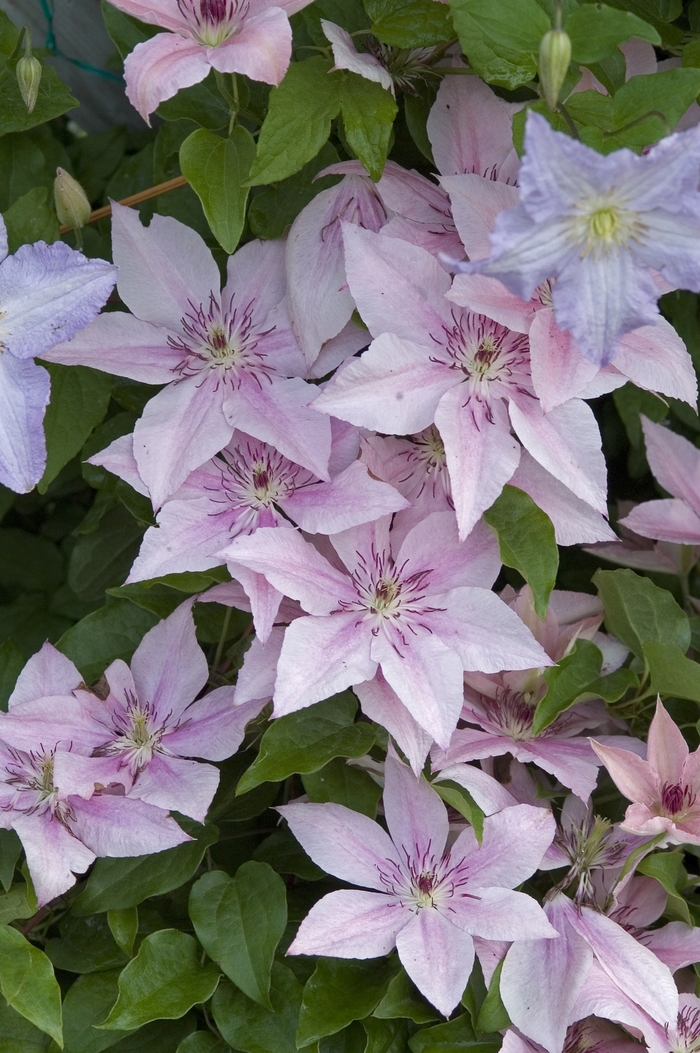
[279,748,557,1017]
[500,1019,642,1053]
[0,601,256,825]
[433,587,635,800]
[360,430,616,547]
[585,497,700,578]
[110,0,314,122]
[592,699,700,845]
[89,423,408,586]
[501,891,679,1053]
[45,204,330,509]
[0,643,189,906]
[219,514,551,749]
[314,226,608,539]
[618,416,700,545]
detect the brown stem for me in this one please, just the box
[59,174,188,233]
[21,905,49,936]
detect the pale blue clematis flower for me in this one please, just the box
[461,112,700,365]
[0,216,116,493]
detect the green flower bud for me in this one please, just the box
[538,28,572,111]
[54,168,91,230]
[16,53,42,115]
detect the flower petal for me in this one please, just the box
[0,354,49,493]
[396,908,475,1018]
[383,746,449,861]
[43,311,182,383]
[131,599,208,721]
[124,32,211,122]
[13,812,95,907]
[289,889,407,957]
[8,641,81,708]
[207,8,292,85]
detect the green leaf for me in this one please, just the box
[58,969,131,1053]
[238,692,375,793]
[0,132,53,212]
[0,63,77,138]
[180,127,256,253]
[0,885,33,926]
[638,851,691,925]
[363,1017,413,1053]
[578,666,638,704]
[45,914,129,974]
[373,969,440,1024]
[564,4,659,64]
[302,757,383,818]
[644,642,700,702]
[3,187,59,253]
[0,830,21,892]
[320,1021,368,1052]
[476,960,511,1034]
[108,909,139,958]
[252,829,325,881]
[176,1034,229,1053]
[370,0,455,46]
[156,76,230,130]
[101,0,157,59]
[72,822,218,914]
[39,365,113,493]
[248,142,340,239]
[57,600,159,684]
[0,925,62,1047]
[211,966,303,1053]
[247,58,341,186]
[106,1016,196,1053]
[593,568,690,662]
[0,529,64,593]
[0,639,23,712]
[532,639,603,735]
[68,505,145,604]
[99,931,220,1031]
[448,0,550,63]
[338,73,397,181]
[610,69,700,150]
[453,16,537,89]
[0,999,52,1051]
[408,1011,499,1053]
[431,780,485,843]
[189,864,287,1009]
[297,958,399,1047]
[483,486,558,619]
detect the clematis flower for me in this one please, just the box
[592,699,700,845]
[500,1018,642,1053]
[45,204,330,508]
[0,215,116,493]
[501,891,679,1053]
[314,225,608,539]
[279,748,557,1016]
[89,424,408,585]
[618,416,700,545]
[0,601,253,824]
[360,431,615,547]
[109,0,315,123]
[321,21,394,94]
[219,514,551,748]
[0,642,189,906]
[449,273,697,414]
[459,112,700,365]
[433,587,635,800]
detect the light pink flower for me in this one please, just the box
[279,748,557,1016]
[110,0,314,122]
[90,423,408,585]
[219,514,551,748]
[592,699,700,845]
[619,416,700,545]
[585,498,700,577]
[45,205,330,508]
[0,644,189,906]
[0,601,256,825]
[321,21,394,94]
[314,226,608,539]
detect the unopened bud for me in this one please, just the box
[538,28,572,111]
[16,53,41,114]
[54,168,91,230]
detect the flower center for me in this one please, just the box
[177,0,247,46]
[169,292,275,387]
[660,781,696,818]
[93,691,168,776]
[396,427,453,507]
[337,546,444,640]
[570,195,645,257]
[2,747,72,821]
[487,687,538,740]
[670,1006,700,1053]
[432,311,532,418]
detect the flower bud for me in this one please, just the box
[16,53,42,115]
[538,28,571,111]
[54,168,91,230]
